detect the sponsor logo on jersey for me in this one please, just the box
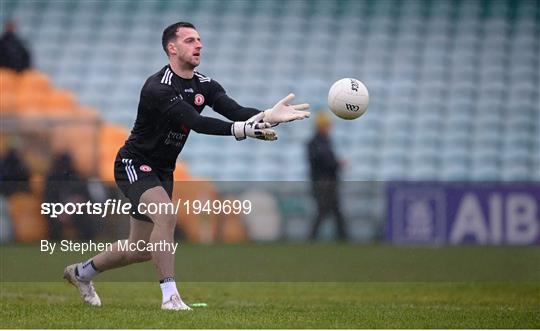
[140,165,152,172]
[194,94,205,106]
[184,88,194,93]
[164,130,187,147]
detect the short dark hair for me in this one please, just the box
[162,22,196,55]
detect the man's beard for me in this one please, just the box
[180,56,199,69]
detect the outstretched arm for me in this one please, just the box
[212,94,261,121]
[168,99,232,135]
[208,77,309,124]
[212,93,311,125]
[167,100,276,141]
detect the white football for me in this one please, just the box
[328,78,369,120]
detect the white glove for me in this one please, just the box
[263,93,310,124]
[231,112,277,141]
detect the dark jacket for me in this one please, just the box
[307,133,340,181]
[0,31,31,72]
[0,148,30,196]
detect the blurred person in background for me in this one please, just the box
[307,112,348,241]
[44,152,97,240]
[0,146,30,196]
[0,20,31,72]
[63,21,310,311]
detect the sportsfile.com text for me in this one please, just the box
[40,198,252,219]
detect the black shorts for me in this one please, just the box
[114,149,173,222]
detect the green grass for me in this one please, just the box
[2,244,539,282]
[1,244,539,328]
[1,282,539,328]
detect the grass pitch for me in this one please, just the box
[1,244,539,328]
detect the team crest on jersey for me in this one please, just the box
[194,94,205,106]
[139,165,152,172]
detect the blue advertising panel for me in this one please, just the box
[387,182,540,245]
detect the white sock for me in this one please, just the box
[76,259,100,281]
[160,277,179,303]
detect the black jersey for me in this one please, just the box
[122,65,258,172]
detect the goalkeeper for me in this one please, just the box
[63,22,309,311]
